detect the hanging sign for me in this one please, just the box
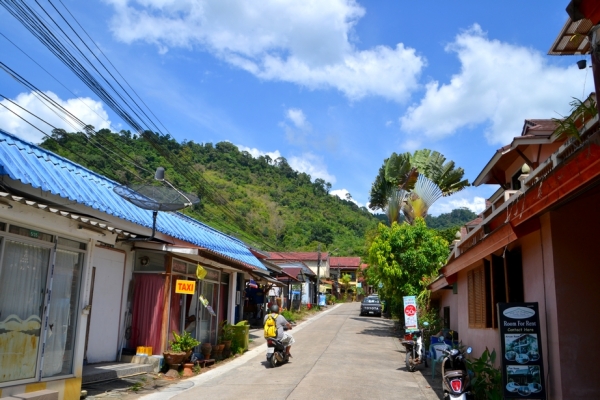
[199,295,216,316]
[498,303,546,399]
[403,295,418,331]
[175,279,195,294]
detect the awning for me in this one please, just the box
[548,17,593,55]
[251,271,285,287]
[132,241,258,272]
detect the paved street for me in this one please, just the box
[140,303,440,400]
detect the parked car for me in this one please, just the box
[360,296,382,317]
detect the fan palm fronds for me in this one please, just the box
[402,175,443,223]
[410,149,469,196]
[386,189,406,225]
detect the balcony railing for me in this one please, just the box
[452,116,600,260]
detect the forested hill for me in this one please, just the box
[425,208,478,229]
[40,129,379,256]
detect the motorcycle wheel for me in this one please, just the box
[268,355,277,368]
[405,351,416,372]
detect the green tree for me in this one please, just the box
[367,218,449,313]
[369,149,470,224]
[340,273,352,295]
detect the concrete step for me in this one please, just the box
[82,361,155,384]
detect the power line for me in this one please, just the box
[1,0,278,250]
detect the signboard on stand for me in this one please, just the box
[498,302,546,399]
[403,295,418,331]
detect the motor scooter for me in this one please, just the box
[400,321,429,372]
[438,336,473,400]
[265,324,292,368]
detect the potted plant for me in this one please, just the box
[219,321,235,352]
[163,330,200,374]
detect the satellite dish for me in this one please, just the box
[113,167,200,241]
[113,183,199,212]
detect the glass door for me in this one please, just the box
[198,281,218,345]
[0,239,51,383]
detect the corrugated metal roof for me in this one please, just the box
[330,256,361,267]
[267,251,329,261]
[0,129,265,270]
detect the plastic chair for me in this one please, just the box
[429,341,450,379]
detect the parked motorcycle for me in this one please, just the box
[438,336,473,400]
[401,321,429,372]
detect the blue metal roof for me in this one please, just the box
[0,129,265,270]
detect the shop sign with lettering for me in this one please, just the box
[497,302,546,399]
[175,279,196,294]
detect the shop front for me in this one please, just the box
[0,208,91,399]
[129,250,234,355]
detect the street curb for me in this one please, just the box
[139,304,342,400]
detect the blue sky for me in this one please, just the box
[0,0,590,216]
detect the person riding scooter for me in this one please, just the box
[264,305,295,357]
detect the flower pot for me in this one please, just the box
[163,351,187,366]
[163,351,188,378]
[201,343,212,358]
[221,340,232,351]
[182,362,194,377]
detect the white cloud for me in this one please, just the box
[331,188,364,207]
[105,0,424,101]
[428,195,487,217]
[288,152,336,184]
[400,24,586,146]
[286,108,309,129]
[236,144,281,161]
[0,91,111,144]
[280,107,314,146]
[235,145,334,183]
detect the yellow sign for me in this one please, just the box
[175,279,196,294]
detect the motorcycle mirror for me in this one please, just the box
[467,347,472,354]
[423,321,429,326]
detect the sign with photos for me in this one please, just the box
[497,302,546,399]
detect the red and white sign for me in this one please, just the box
[403,296,418,331]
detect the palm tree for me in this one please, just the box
[368,149,469,224]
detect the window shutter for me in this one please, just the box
[468,266,487,329]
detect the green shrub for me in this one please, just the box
[282,310,295,322]
[467,348,502,400]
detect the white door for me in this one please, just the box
[86,247,125,363]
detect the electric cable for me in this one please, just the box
[1,0,278,249]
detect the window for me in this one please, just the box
[467,249,524,329]
[443,307,450,329]
[468,263,490,329]
[511,169,523,190]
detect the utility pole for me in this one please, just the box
[316,244,321,304]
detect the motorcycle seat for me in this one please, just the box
[444,370,468,379]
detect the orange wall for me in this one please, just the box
[521,221,561,399]
[548,186,600,399]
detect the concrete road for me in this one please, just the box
[143,302,441,400]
